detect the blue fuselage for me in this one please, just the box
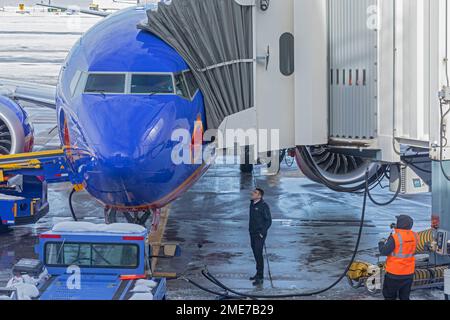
[56,7,208,210]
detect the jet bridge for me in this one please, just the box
[141,0,446,183]
[141,0,450,265]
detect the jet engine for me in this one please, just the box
[295,146,385,192]
[0,96,34,155]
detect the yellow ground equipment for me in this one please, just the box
[416,229,435,254]
[89,3,99,11]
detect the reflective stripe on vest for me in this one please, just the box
[391,232,415,258]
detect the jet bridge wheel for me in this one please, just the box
[104,208,117,225]
[295,146,384,192]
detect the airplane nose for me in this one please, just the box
[78,95,173,165]
[74,95,187,207]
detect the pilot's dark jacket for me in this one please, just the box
[249,200,272,236]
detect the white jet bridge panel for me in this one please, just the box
[328,0,378,140]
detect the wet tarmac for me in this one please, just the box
[0,10,446,300]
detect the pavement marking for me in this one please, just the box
[310,191,430,219]
[396,197,432,208]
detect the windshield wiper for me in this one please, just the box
[55,239,66,265]
[85,90,106,98]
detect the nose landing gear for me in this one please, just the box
[104,207,157,227]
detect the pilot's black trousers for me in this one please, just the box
[250,233,267,279]
[382,274,414,300]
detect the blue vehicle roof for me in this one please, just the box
[40,222,148,240]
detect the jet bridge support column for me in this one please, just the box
[431,162,450,265]
[432,163,450,233]
[428,0,450,266]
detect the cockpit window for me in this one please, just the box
[183,71,200,98]
[70,70,83,97]
[131,74,174,94]
[174,73,190,99]
[84,74,126,94]
[81,72,199,98]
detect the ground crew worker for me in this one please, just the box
[379,215,417,300]
[248,188,272,286]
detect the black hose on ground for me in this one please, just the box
[190,171,370,299]
[180,276,246,300]
[69,188,78,222]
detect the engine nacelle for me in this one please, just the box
[295,146,385,192]
[0,96,34,155]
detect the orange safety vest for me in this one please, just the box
[385,229,418,276]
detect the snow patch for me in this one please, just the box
[129,292,154,300]
[135,279,157,288]
[131,285,153,293]
[52,221,99,233]
[52,222,146,234]
[7,269,49,288]
[0,194,25,201]
[129,279,157,297]
[7,283,39,300]
[102,223,147,234]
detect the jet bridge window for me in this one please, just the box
[131,74,174,94]
[280,32,295,76]
[84,73,126,94]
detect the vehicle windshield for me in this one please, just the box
[45,242,139,269]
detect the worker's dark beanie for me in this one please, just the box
[396,215,414,230]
